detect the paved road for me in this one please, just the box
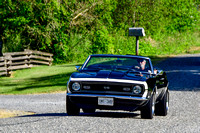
[0,54,200,133]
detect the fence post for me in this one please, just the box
[4,56,7,76]
[25,49,31,67]
[5,54,12,76]
[49,55,52,66]
[4,55,8,76]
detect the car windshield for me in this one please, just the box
[83,56,151,73]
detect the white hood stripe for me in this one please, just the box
[70,78,148,89]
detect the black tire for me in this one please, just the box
[155,90,169,116]
[66,96,80,115]
[141,93,155,119]
[82,108,96,113]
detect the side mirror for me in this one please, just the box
[148,70,156,76]
[153,68,158,75]
[148,70,152,74]
[75,66,81,71]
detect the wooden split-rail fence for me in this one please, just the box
[0,49,53,76]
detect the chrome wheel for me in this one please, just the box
[155,90,169,116]
[152,94,155,115]
[141,93,155,119]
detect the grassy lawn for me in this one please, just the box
[0,63,81,95]
[0,57,167,95]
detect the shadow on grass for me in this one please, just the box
[0,72,73,94]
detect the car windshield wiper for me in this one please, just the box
[126,69,152,77]
[83,67,100,71]
[79,70,96,75]
[114,67,129,71]
[125,69,144,77]
[84,66,110,71]
[113,66,133,71]
[125,68,136,73]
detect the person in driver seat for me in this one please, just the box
[135,59,149,71]
[135,58,157,75]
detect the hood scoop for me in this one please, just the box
[109,71,125,79]
[96,70,125,79]
[96,70,111,78]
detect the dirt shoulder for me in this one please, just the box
[0,109,34,119]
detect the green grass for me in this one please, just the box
[0,64,81,95]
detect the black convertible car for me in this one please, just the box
[66,54,169,119]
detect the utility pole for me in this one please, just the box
[129,27,145,55]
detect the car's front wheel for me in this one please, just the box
[141,93,155,119]
[155,90,169,116]
[66,96,80,115]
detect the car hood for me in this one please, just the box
[70,70,149,82]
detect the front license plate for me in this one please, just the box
[98,97,114,106]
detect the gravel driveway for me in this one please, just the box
[0,54,200,133]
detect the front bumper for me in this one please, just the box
[67,93,149,111]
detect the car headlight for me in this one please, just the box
[132,85,142,94]
[72,82,81,91]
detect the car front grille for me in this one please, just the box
[81,82,133,93]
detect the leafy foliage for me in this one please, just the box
[0,0,199,63]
